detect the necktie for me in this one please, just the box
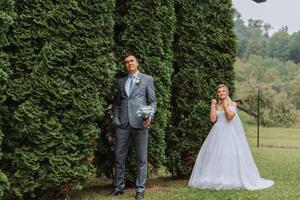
[129,75,134,95]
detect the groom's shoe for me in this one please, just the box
[135,192,144,200]
[109,190,124,196]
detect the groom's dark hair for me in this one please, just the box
[123,54,139,61]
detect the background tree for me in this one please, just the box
[234,56,300,126]
[288,32,300,64]
[262,23,272,38]
[166,0,236,177]
[234,9,250,58]
[244,27,268,58]
[289,73,300,108]
[238,83,298,127]
[267,31,290,61]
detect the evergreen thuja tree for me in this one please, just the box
[111,0,175,182]
[166,0,236,177]
[3,1,116,199]
[0,0,14,197]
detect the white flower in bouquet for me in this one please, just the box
[137,106,155,120]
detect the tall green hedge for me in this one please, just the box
[0,0,14,197]
[112,0,175,181]
[2,1,116,198]
[166,0,236,177]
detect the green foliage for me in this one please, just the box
[288,32,300,64]
[234,10,250,58]
[166,0,236,177]
[234,16,268,59]
[245,28,268,59]
[94,104,115,178]
[111,0,175,182]
[2,1,116,199]
[242,84,298,127]
[289,74,300,108]
[0,0,14,197]
[234,56,300,126]
[0,130,10,198]
[267,31,290,61]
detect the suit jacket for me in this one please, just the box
[113,72,157,129]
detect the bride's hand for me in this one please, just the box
[211,99,217,106]
[211,99,217,109]
[222,98,228,108]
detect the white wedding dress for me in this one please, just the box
[188,105,273,190]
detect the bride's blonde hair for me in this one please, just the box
[216,84,230,95]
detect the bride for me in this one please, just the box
[188,84,273,190]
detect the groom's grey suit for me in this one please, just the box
[113,71,157,193]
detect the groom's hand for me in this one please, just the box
[143,118,151,127]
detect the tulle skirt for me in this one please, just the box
[188,116,273,190]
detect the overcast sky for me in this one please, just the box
[232,0,300,35]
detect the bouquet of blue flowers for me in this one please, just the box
[137,105,155,120]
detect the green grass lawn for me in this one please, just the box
[246,126,300,149]
[239,110,300,149]
[71,126,300,200]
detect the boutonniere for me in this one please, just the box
[135,77,141,85]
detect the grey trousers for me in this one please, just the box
[114,126,148,193]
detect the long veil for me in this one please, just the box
[228,96,251,150]
[229,96,274,190]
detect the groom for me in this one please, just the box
[110,54,157,200]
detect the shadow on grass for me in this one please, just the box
[70,176,189,199]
